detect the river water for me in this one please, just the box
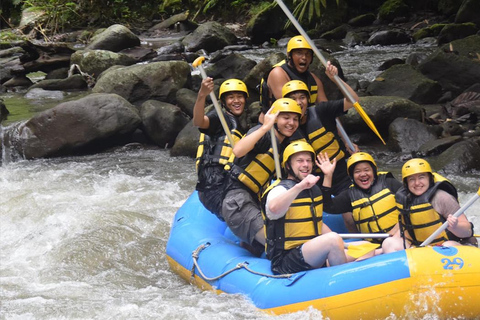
[1,41,480,319]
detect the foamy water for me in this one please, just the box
[0,148,478,319]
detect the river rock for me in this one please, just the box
[367,64,442,104]
[203,53,256,83]
[417,35,480,96]
[71,49,136,78]
[3,75,33,87]
[377,0,410,22]
[86,24,140,52]
[182,21,237,53]
[455,0,480,26]
[348,13,376,27]
[170,120,200,158]
[19,41,75,74]
[92,61,191,105]
[388,118,438,153]
[139,100,189,148]
[243,52,285,94]
[29,74,88,91]
[149,11,190,32]
[341,96,423,139]
[0,55,21,83]
[3,93,141,159]
[321,24,350,40]
[367,30,412,45]
[414,135,463,157]
[437,23,478,45]
[435,139,480,173]
[1,98,9,122]
[176,88,197,118]
[246,4,287,45]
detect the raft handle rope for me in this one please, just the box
[190,242,294,282]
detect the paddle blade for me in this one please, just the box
[346,242,380,259]
[353,102,386,145]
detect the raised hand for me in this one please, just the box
[263,105,279,130]
[316,152,336,176]
[325,61,338,81]
[199,77,214,96]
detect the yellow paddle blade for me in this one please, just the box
[353,102,386,145]
[346,242,380,259]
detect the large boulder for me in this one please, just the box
[139,100,189,148]
[175,88,197,118]
[28,74,88,91]
[3,93,141,159]
[437,23,478,45]
[182,21,237,53]
[243,52,285,93]
[203,53,256,83]
[388,118,438,153]
[340,96,423,139]
[377,0,410,22]
[417,35,480,96]
[367,30,411,45]
[367,64,442,104]
[455,0,480,26]
[93,61,191,105]
[170,120,200,158]
[71,49,136,78]
[246,3,287,45]
[86,24,140,52]
[435,139,480,173]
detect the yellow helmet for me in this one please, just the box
[347,152,377,177]
[219,79,249,99]
[282,141,315,168]
[402,158,432,180]
[282,80,310,99]
[287,35,312,54]
[270,98,302,116]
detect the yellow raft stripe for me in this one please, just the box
[167,250,480,319]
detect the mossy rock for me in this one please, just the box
[378,0,410,22]
[413,28,433,42]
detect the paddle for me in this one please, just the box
[339,233,390,239]
[192,56,236,147]
[345,242,380,259]
[420,186,480,247]
[274,0,386,146]
[270,127,282,179]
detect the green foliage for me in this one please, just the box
[285,0,339,29]
[23,0,80,33]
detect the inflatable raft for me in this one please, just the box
[166,191,480,319]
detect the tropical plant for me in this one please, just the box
[285,0,339,28]
[23,0,80,34]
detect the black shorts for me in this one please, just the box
[271,246,314,275]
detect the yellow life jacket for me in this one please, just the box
[195,112,243,173]
[304,106,345,163]
[228,126,277,195]
[348,172,399,243]
[396,173,458,246]
[259,60,318,112]
[262,179,323,260]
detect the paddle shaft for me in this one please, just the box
[339,233,390,239]
[335,118,355,153]
[420,189,480,247]
[270,127,282,179]
[274,0,355,150]
[194,60,236,147]
[274,0,357,104]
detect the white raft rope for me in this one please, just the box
[190,242,295,282]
